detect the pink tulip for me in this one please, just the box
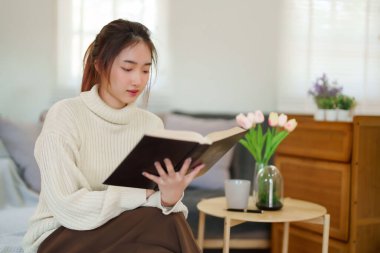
[278,113,288,127]
[247,112,256,125]
[268,112,279,127]
[284,119,298,132]
[236,113,254,129]
[254,110,265,123]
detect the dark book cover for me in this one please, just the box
[103,128,247,189]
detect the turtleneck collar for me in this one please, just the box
[80,84,137,125]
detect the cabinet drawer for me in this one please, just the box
[275,155,350,241]
[276,117,353,162]
[272,224,349,253]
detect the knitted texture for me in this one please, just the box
[22,85,187,253]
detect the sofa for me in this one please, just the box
[0,117,41,253]
[0,111,271,252]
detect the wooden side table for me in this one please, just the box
[197,197,330,253]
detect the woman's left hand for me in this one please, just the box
[142,158,204,207]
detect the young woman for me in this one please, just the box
[23,19,204,253]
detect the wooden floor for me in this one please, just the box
[204,249,270,253]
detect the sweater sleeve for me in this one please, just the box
[36,133,148,230]
[144,191,188,218]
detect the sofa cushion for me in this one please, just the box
[0,117,42,192]
[163,113,237,189]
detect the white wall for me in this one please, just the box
[160,0,280,114]
[0,0,56,123]
[0,0,279,122]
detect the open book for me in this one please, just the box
[103,126,248,189]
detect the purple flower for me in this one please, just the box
[308,73,342,98]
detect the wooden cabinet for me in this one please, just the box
[271,116,380,253]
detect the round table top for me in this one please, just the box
[197,197,327,223]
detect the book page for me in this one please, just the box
[205,127,246,143]
[145,129,212,144]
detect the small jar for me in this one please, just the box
[255,165,284,210]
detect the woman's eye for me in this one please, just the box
[143,70,150,74]
[122,67,132,72]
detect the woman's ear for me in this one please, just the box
[94,60,100,73]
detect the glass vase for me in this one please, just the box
[255,164,284,210]
[252,162,265,205]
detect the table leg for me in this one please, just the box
[282,222,290,253]
[223,217,231,253]
[322,214,330,253]
[197,211,206,252]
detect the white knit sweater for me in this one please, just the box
[22,85,187,253]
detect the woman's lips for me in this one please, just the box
[127,90,139,96]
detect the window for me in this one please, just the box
[276,0,380,115]
[57,0,168,91]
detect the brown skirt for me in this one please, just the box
[37,207,201,253]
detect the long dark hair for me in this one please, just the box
[81,19,157,103]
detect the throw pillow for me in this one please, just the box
[163,113,237,189]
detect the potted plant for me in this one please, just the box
[308,73,342,121]
[236,112,297,210]
[320,96,338,121]
[315,96,336,121]
[336,94,356,121]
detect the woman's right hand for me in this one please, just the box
[142,158,204,207]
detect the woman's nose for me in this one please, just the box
[131,72,144,86]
